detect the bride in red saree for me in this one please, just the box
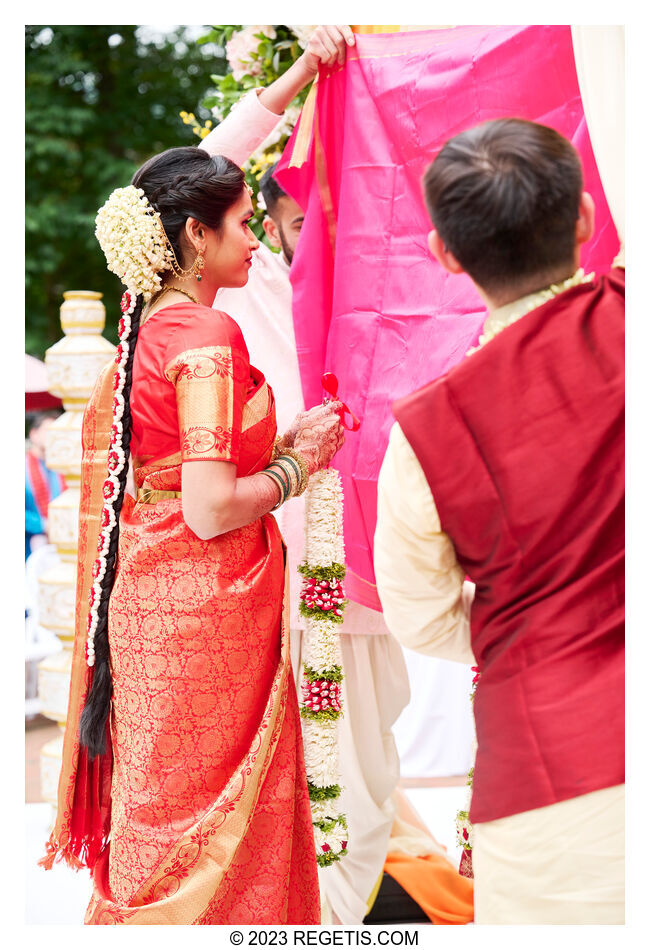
[41,146,344,924]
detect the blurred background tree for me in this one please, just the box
[25,25,225,357]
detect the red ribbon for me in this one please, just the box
[321,372,361,431]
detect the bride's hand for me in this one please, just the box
[287,402,346,474]
[280,402,340,448]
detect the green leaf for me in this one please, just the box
[299,602,346,623]
[298,562,346,580]
[25,24,228,358]
[317,849,347,868]
[197,31,218,46]
[302,665,344,684]
[307,782,341,801]
[300,706,343,722]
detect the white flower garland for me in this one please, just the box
[466,269,594,356]
[89,186,172,658]
[299,468,348,867]
[95,186,174,301]
[86,289,136,666]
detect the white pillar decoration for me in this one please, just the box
[37,291,116,809]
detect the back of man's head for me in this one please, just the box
[423,119,583,296]
[259,163,287,218]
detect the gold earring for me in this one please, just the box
[167,247,205,282]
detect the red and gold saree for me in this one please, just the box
[44,303,320,924]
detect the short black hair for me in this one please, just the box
[423,118,583,294]
[259,163,288,216]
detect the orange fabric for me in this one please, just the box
[40,359,116,871]
[351,25,399,33]
[384,852,474,925]
[79,303,318,923]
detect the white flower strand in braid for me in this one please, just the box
[86,289,136,666]
[299,468,348,867]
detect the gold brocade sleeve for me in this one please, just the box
[164,345,248,464]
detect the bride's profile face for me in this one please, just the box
[206,187,260,289]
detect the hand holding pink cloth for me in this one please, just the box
[275,25,618,610]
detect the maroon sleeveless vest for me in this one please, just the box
[394,270,624,822]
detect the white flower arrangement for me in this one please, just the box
[302,717,339,787]
[95,186,174,301]
[304,469,345,567]
[86,290,136,666]
[299,468,348,867]
[313,817,348,863]
[302,615,342,671]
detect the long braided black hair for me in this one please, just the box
[79,149,246,759]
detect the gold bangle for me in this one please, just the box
[279,448,310,497]
[271,435,283,461]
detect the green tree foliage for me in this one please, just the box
[25,25,226,357]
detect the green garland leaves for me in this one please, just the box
[298,562,346,581]
[299,601,346,623]
[314,816,348,834]
[307,782,341,801]
[317,848,348,868]
[300,706,343,722]
[303,664,343,684]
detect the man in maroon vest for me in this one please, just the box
[374,118,624,924]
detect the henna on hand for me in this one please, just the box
[284,401,345,446]
[293,403,345,474]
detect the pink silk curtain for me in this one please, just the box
[275,26,619,610]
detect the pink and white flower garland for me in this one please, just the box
[455,665,480,877]
[225,25,277,82]
[299,468,348,867]
[86,289,134,667]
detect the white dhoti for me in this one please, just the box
[291,620,410,924]
[472,783,625,924]
[392,647,475,778]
